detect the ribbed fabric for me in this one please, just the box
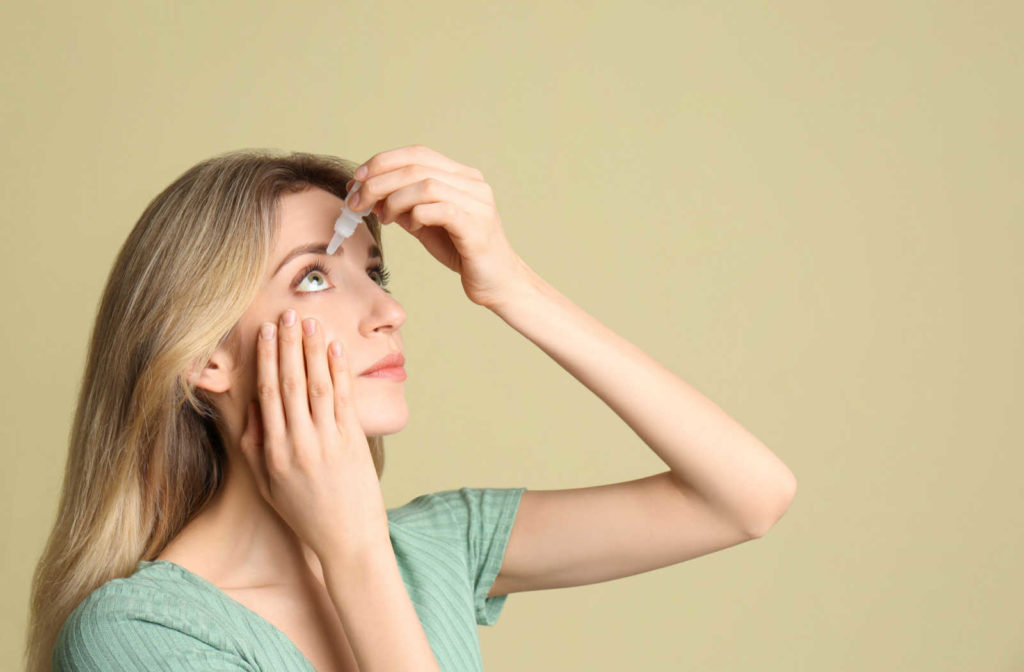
[53,486,527,671]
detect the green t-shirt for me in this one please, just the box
[53,486,527,671]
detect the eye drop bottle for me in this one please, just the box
[326,181,373,254]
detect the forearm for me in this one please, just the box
[486,261,797,533]
[321,540,440,672]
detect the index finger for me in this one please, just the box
[255,321,286,441]
[357,144,483,182]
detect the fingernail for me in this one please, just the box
[282,309,296,326]
[302,318,316,335]
[260,322,276,339]
[355,164,368,180]
[348,192,360,209]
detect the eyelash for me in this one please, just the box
[293,260,392,294]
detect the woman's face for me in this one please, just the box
[230,186,408,437]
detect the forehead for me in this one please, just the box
[274,186,375,251]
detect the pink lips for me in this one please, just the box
[360,366,407,381]
[360,352,406,380]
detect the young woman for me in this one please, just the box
[27,145,797,671]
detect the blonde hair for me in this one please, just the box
[24,149,385,672]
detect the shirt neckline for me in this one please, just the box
[135,558,317,672]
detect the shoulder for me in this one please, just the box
[53,565,252,671]
[388,486,527,532]
[387,485,524,522]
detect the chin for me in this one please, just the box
[357,402,410,436]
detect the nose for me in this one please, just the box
[368,287,406,335]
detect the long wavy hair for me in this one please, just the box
[24,149,384,672]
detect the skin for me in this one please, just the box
[163,142,523,601]
[153,144,795,669]
[163,185,408,590]
[156,145,523,670]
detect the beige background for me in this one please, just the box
[3,2,1022,670]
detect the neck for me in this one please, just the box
[159,445,326,590]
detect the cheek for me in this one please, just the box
[318,324,358,369]
[235,335,261,391]
[231,318,270,383]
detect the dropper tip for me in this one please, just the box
[326,232,343,255]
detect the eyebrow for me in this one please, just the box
[273,241,382,278]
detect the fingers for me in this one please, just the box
[348,166,490,222]
[256,321,287,443]
[356,144,482,183]
[327,339,356,432]
[257,310,338,432]
[277,309,314,434]
[301,317,335,429]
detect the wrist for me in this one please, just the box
[318,534,441,670]
[314,522,394,571]
[321,537,395,577]
[483,257,548,315]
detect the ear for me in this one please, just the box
[186,346,234,395]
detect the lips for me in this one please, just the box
[360,351,405,376]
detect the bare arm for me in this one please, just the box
[486,263,796,536]
[321,538,440,672]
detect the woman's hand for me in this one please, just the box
[346,144,533,309]
[239,309,389,561]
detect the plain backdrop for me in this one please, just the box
[2,2,1022,670]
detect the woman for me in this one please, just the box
[27,145,797,671]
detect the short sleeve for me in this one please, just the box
[420,486,526,626]
[53,593,254,672]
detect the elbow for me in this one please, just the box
[746,474,797,539]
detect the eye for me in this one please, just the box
[295,262,332,293]
[370,262,393,294]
